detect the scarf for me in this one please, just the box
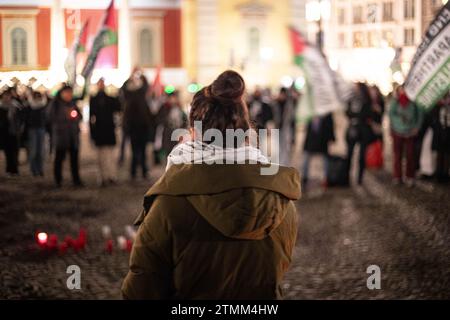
[166,140,270,171]
[398,92,410,108]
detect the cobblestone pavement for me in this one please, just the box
[1,130,449,299]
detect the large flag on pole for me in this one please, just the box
[404,1,450,110]
[288,27,349,123]
[64,20,89,85]
[81,0,118,80]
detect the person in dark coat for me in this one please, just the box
[121,70,300,300]
[247,88,274,130]
[273,87,296,165]
[301,113,335,188]
[89,78,121,185]
[49,84,83,187]
[155,91,187,161]
[368,85,385,141]
[432,93,450,183]
[345,82,375,185]
[0,88,23,175]
[25,89,48,176]
[121,69,153,179]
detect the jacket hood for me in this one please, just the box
[136,164,301,240]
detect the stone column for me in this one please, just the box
[50,0,66,72]
[118,0,131,78]
[196,0,220,85]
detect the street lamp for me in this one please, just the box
[305,0,330,53]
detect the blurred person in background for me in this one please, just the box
[0,88,24,175]
[301,113,335,190]
[89,78,122,186]
[25,89,48,177]
[247,87,274,130]
[155,90,187,163]
[368,85,385,142]
[432,92,450,184]
[121,68,153,180]
[273,87,296,165]
[389,85,424,187]
[49,84,84,187]
[345,82,374,185]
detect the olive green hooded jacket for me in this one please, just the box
[121,163,301,299]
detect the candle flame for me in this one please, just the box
[37,232,48,244]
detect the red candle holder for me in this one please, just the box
[105,239,113,254]
[77,228,87,250]
[125,239,133,252]
[47,234,58,251]
[59,242,68,255]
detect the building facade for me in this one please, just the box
[0,0,309,90]
[182,0,307,87]
[0,0,183,89]
[422,0,447,33]
[307,0,425,94]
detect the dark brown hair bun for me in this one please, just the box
[209,70,245,102]
[189,70,251,141]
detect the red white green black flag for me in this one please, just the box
[288,26,351,123]
[81,0,118,80]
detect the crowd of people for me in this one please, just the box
[0,68,449,189]
[0,68,188,187]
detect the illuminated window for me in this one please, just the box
[404,28,415,46]
[338,8,346,24]
[338,33,346,48]
[404,0,415,19]
[382,30,394,46]
[11,27,27,65]
[353,32,364,47]
[382,2,394,21]
[353,6,363,24]
[248,27,260,60]
[367,31,380,47]
[139,28,154,67]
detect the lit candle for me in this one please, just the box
[36,232,48,249]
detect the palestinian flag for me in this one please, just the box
[404,1,450,110]
[289,26,306,67]
[81,0,118,79]
[288,27,313,123]
[289,26,351,123]
[64,20,89,85]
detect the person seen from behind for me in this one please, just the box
[25,89,48,177]
[122,70,301,299]
[89,78,122,186]
[389,85,424,187]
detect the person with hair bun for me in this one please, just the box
[122,70,301,300]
